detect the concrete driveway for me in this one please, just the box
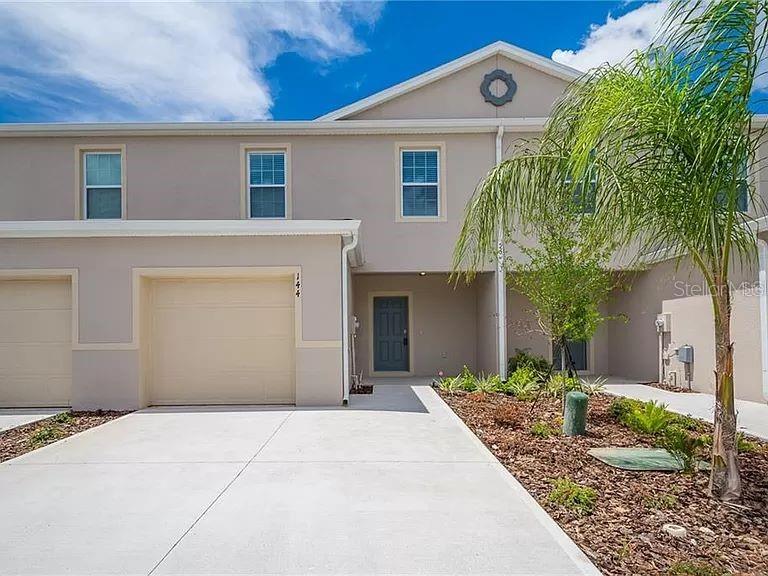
[0,383,599,576]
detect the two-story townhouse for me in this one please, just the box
[0,41,766,410]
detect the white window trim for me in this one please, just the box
[240,143,292,220]
[74,144,126,220]
[395,142,447,223]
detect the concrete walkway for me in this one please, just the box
[0,408,64,432]
[0,384,599,576]
[605,383,768,440]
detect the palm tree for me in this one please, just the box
[454,0,768,501]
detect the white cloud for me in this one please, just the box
[552,1,668,72]
[0,2,382,120]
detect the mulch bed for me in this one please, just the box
[0,410,128,463]
[649,381,697,394]
[438,390,768,576]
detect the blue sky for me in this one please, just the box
[0,1,763,123]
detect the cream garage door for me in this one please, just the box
[0,278,72,407]
[148,276,296,405]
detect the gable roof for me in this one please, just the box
[317,41,582,121]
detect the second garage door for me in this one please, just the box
[148,276,295,405]
[0,278,72,407]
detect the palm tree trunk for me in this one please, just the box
[709,281,742,501]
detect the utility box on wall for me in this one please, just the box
[677,345,694,364]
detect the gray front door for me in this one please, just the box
[553,340,588,371]
[373,296,409,372]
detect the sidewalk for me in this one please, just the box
[605,383,768,440]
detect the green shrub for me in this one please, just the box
[29,425,63,447]
[626,400,675,435]
[548,477,597,516]
[475,373,502,394]
[455,365,478,392]
[737,433,759,453]
[609,397,642,422]
[544,373,581,397]
[52,411,73,425]
[507,348,551,377]
[668,561,726,576]
[644,492,678,510]
[436,376,462,394]
[531,421,555,438]
[502,365,542,398]
[672,413,705,432]
[660,427,705,473]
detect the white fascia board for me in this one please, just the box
[317,41,581,121]
[0,219,361,238]
[0,117,547,137]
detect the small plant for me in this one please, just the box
[609,397,642,423]
[507,348,551,376]
[52,412,73,425]
[456,365,479,392]
[626,400,675,435]
[672,413,705,432]
[644,492,679,510]
[579,376,606,395]
[474,373,502,394]
[737,432,759,454]
[493,405,520,427]
[29,425,63,447]
[660,427,706,473]
[547,477,597,516]
[531,421,554,438]
[502,365,541,398]
[668,561,726,576]
[544,373,581,398]
[436,376,462,394]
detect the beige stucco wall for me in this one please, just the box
[347,55,569,120]
[662,290,763,402]
[0,133,495,273]
[604,257,765,403]
[353,273,479,378]
[474,273,498,375]
[0,235,344,409]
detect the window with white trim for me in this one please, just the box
[83,151,122,219]
[248,151,286,218]
[401,149,440,217]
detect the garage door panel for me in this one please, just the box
[152,277,294,307]
[0,279,72,407]
[0,375,70,407]
[0,309,71,343]
[152,307,294,339]
[148,276,296,405]
[152,338,293,376]
[0,344,71,373]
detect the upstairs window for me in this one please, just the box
[248,151,286,218]
[83,151,122,219]
[401,149,440,217]
[564,153,597,213]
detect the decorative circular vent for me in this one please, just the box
[480,69,517,107]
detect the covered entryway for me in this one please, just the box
[0,278,72,407]
[146,275,295,405]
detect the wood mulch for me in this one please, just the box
[350,384,374,395]
[0,410,128,463]
[649,381,697,393]
[438,390,768,576]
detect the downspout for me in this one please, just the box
[759,237,768,401]
[495,123,508,380]
[341,230,359,405]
